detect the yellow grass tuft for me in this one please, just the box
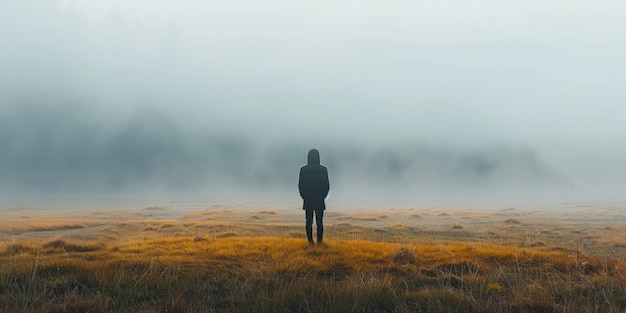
[0,219,87,234]
[486,282,502,292]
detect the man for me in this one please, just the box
[298,149,330,245]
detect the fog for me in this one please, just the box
[1,1,626,206]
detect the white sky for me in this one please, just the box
[61,0,626,161]
[2,0,626,201]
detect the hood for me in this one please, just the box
[307,149,320,165]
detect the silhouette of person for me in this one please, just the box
[298,149,330,245]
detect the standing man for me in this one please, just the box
[298,149,330,246]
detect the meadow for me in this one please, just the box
[1,203,625,312]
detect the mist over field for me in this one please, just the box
[1,1,626,205]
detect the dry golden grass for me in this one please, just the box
[1,204,626,312]
[0,219,88,234]
[1,234,625,312]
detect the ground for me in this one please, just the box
[1,201,625,312]
[3,202,625,258]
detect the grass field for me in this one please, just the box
[1,203,626,312]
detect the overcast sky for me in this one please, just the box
[1,1,625,205]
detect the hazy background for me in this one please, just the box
[1,0,625,206]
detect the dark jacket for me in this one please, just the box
[298,149,330,211]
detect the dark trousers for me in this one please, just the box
[305,209,324,243]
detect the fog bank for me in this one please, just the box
[1,1,625,205]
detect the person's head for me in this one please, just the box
[307,149,320,165]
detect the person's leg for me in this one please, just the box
[315,209,324,244]
[305,210,314,244]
